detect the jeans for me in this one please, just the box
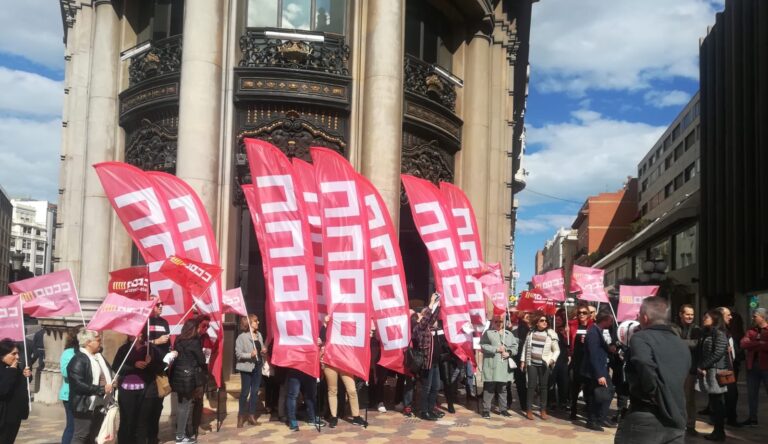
[286,369,317,423]
[614,411,685,444]
[465,361,476,396]
[708,393,725,434]
[746,368,768,421]
[482,381,509,413]
[584,379,611,425]
[402,375,415,408]
[62,401,74,444]
[526,364,550,410]
[176,394,196,438]
[570,361,585,414]
[420,366,440,414]
[239,369,262,415]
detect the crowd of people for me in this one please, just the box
[0,296,767,444]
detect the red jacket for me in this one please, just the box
[568,318,594,357]
[740,326,768,371]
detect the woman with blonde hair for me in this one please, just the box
[235,314,265,428]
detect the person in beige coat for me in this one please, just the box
[480,315,519,418]
[520,310,560,420]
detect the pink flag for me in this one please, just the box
[158,256,222,301]
[222,288,248,317]
[401,174,474,365]
[108,266,150,300]
[311,147,372,380]
[146,171,225,387]
[474,263,507,315]
[291,158,327,320]
[515,290,559,315]
[531,269,566,302]
[87,293,157,337]
[440,182,486,328]
[570,265,609,303]
[243,139,319,378]
[617,285,659,322]
[94,162,190,332]
[0,295,24,341]
[10,270,81,318]
[358,173,411,375]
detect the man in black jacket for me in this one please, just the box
[581,311,614,431]
[670,303,700,436]
[615,297,690,444]
[67,330,113,444]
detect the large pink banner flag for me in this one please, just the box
[474,262,507,315]
[570,265,609,303]
[222,288,248,317]
[291,158,327,319]
[243,138,319,378]
[94,162,190,332]
[311,147,373,380]
[401,174,474,364]
[10,269,81,318]
[617,285,659,322]
[357,173,410,375]
[88,293,157,337]
[440,182,486,329]
[0,295,24,341]
[531,268,566,302]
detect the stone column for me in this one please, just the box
[175,0,224,218]
[79,0,120,309]
[360,0,405,225]
[460,32,492,248]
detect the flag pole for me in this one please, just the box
[18,295,32,412]
[174,301,198,327]
[68,269,87,327]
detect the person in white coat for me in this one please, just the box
[520,310,560,420]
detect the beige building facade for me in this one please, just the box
[43,0,535,403]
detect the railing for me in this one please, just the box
[403,55,459,112]
[127,35,183,87]
[239,30,350,76]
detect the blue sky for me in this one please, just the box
[514,0,724,289]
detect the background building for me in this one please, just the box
[10,200,57,276]
[594,93,701,313]
[0,187,11,292]
[699,0,768,312]
[571,178,638,266]
[48,0,537,403]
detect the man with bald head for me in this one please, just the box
[615,297,689,444]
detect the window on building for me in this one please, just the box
[136,0,185,43]
[24,253,30,263]
[36,243,44,251]
[663,135,671,151]
[664,182,673,198]
[672,123,681,141]
[405,1,454,69]
[685,131,696,151]
[633,252,647,278]
[665,154,673,170]
[684,162,696,182]
[674,173,684,190]
[641,179,648,192]
[35,229,41,236]
[22,227,32,234]
[35,268,43,276]
[35,255,44,265]
[22,239,31,249]
[247,0,348,35]
[649,239,671,272]
[640,203,648,216]
[674,225,697,269]
[674,143,684,161]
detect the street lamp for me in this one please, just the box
[637,258,667,284]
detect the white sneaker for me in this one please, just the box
[377,402,387,413]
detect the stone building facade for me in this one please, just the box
[43,0,535,403]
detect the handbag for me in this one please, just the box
[95,392,119,444]
[715,338,736,387]
[404,342,425,374]
[156,373,172,398]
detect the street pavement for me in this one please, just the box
[18,381,767,443]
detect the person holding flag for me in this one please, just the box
[0,339,32,443]
[67,330,114,444]
[235,314,265,428]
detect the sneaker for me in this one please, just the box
[499,410,512,417]
[433,410,445,418]
[288,420,300,432]
[175,436,196,444]
[377,402,387,413]
[306,418,326,428]
[403,406,413,417]
[740,418,758,427]
[328,417,338,428]
[585,422,604,432]
[481,411,491,419]
[419,411,438,421]
[351,416,368,427]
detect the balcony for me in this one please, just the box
[127,35,183,87]
[403,55,458,112]
[239,30,350,76]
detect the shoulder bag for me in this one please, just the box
[404,341,425,374]
[715,340,736,386]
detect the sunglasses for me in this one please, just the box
[578,311,589,315]
[538,319,548,323]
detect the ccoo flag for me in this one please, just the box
[88,293,158,337]
[10,269,81,318]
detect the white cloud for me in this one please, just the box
[517,214,577,235]
[643,89,692,108]
[0,0,65,69]
[0,117,61,202]
[521,109,665,207]
[0,67,63,117]
[530,0,718,95]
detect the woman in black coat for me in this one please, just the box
[0,339,32,444]
[171,319,207,443]
[697,309,730,441]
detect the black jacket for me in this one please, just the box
[170,338,207,395]
[0,365,30,426]
[66,350,110,414]
[581,324,610,380]
[625,324,690,429]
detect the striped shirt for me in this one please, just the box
[530,331,548,365]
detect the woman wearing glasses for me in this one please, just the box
[521,311,560,420]
[568,302,593,419]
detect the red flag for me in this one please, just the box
[93,162,190,330]
[358,173,411,375]
[291,158,327,320]
[146,171,225,387]
[531,269,566,302]
[570,265,609,303]
[87,293,157,337]
[440,182,486,328]
[617,285,659,322]
[401,175,474,364]
[474,263,507,315]
[108,266,149,300]
[0,296,24,341]
[516,290,558,315]
[10,269,81,318]
[243,138,319,378]
[222,287,248,317]
[159,256,222,298]
[311,147,372,380]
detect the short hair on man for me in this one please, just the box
[640,296,669,325]
[678,303,694,314]
[596,311,614,324]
